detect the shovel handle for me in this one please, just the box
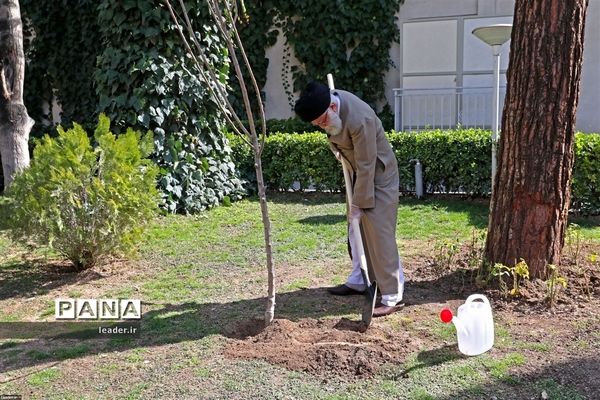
[329,73,375,326]
[329,73,371,288]
[341,158,372,288]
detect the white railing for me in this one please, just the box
[393,86,506,132]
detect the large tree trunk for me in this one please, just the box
[485,0,588,278]
[0,0,33,190]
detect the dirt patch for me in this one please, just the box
[224,244,600,389]
[224,318,418,380]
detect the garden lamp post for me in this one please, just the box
[472,24,512,193]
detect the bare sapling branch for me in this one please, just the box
[165,0,251,144]
[164,0,275,324]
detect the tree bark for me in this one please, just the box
[485,0,588,278]
[0,0,33,190]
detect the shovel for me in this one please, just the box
[341,158,378,326]
[327,74,377,326]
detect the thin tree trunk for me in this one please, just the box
[164,0,276,323]
[253,140,275,324]
[485,0,587,278]
[0,0,33,190]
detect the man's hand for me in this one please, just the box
[350,204,362,221]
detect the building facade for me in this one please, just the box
[263,0,600,132]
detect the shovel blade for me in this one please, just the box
[361,281,377,326]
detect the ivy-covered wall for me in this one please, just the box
[276,0,402,108]
[94,1,244,213]
[21,1,404,210]
[22,0,101,133]
[23,0,245,213]
[235,1,402,112]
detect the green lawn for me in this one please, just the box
[0,193,598,399]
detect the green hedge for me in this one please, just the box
[229,129,600,214]
[229,132,342,193]
[572,133,600,214]
[389,129,492,195]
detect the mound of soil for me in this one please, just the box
[224,318,418,380]
[224,243,600,387]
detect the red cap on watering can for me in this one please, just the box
[440,308,453,323]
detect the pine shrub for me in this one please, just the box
[4,114,159,270]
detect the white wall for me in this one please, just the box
[577,0,600,132]
[402,20,458,74]
[463,17,512,72]
[263,29,299,120]
[262,0,600,132]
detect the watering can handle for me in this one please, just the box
[465,294,490,307]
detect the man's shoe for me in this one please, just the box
[327,284,365,296]
[373,302,404,317]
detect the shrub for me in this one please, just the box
[229,129,599,214]
[4,114,159,270]
[230,129,491,194]
[229,132,342,193]
[389,129,492,195]
[261,133,342,192]
[572,132,600,214]
[265,118,314,135]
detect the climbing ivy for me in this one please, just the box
[21,0,101,135]
[238,0,403,111]
[228,0,279,117]
[24,0,245,213]
[21,0,403,210]
[94,0,245,213]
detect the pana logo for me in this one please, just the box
[55,299,142,320]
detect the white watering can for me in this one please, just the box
[440,294,494,356]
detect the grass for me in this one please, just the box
[396,197,489,240]
[0,193,598,399]
[121,383,149,400]
[26,367,61,387]
[54,344,91,360]
[534,378,586,400]
[482,352,527,380]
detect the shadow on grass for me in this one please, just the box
[0,277,466,376]
[297,214,346,225]
[0,260,104,301]
[391,344,463,379]
[431,357,600,400]
[273,192,491,230]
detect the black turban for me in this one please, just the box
[294,81,331,122]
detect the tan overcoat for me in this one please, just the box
[327,90,401,296]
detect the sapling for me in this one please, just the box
[566,223,583,267]
[545,264,567,307]
[164,0,276,324]
[490,259,529,297]
[433,238,460,276]
[510,259,530,296]
[490,263,511,296]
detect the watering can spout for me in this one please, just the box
[440,308,467,336]
[450,315,469,337]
